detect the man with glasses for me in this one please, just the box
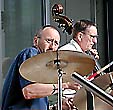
[2,25,80,110]
[60,19,100,109]
[60,19,99,58]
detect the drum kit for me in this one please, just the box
[73,73,113,110]
[19,50,113,110]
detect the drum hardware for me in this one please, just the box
[19,50,95,83]
[49,103,57,110]
[109,72,113,84]
[63,89,77,98]
[105,73,113,94]
[19,50,95,110]
[52,4,92,109]
[105,72,113,94]
[86,91,95,110]
[74,64,113,110]
[72,72,113,108]
[105,83,113,94]
[49,98,79,110]
[19,3,96,109]
[73,73,113,110]
[57,68,64,110]
[51,3,113,109]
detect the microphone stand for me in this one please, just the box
[71,72,113,108]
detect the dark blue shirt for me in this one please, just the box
[2,47,49,110]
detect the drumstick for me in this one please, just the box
[96,61,113,75]
[87,61,113,80]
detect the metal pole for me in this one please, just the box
[71,72,113,107]
[58,69,63,110]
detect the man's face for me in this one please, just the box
[38,27,60,52]
[80,26,98,51]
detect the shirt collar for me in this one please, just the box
[70,39,83,52]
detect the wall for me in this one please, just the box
[0,0,3,106]
[96,0,106,67]
[105,0,113,71]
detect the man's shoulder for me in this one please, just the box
[19,47,39,55]
[59,42,77,51]
[14,47,39,61]
[59,43,72,50]
[21,46,37,52]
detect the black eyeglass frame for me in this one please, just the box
[81,32,98,38]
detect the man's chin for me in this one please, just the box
[43,49,53,52]
[46,49,57,52]
[88,47,92,50]
[46,50,53,52]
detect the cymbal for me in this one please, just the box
[19,50,95,83]
[92,73,113,93]
[73,88,113,110]
[73,73,113,110]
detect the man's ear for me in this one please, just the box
[33,36,39,46]
[77,32,83,41]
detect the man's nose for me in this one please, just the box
[92,37,97,43]
[49,42,55,49]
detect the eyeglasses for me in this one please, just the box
[88,34,98,38]
[45,38,59,46]
[82,32,98,38]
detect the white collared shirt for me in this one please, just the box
[59,39,83,98]
[59,39,83,52]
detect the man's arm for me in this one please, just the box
[22,82,80,99]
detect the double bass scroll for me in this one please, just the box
[52,4,73,35]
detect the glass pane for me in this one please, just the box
[1,0,42,105]
[4,0,42,58]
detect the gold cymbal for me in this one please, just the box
[73,73,113,110]
[92,73,113,92]
[19,50,95,83]
[73,88,113,110]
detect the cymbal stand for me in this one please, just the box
[55,50,64,110]
[86,91,95,110]
[57,68,64,110]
